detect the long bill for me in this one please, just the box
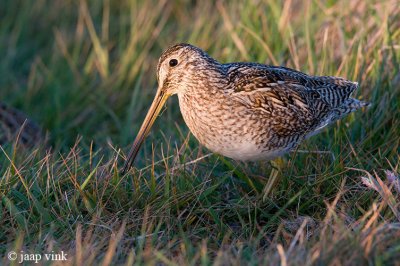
[121,87,170,174]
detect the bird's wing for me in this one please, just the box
[226,64,358,137]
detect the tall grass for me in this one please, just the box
[1,0,400,265]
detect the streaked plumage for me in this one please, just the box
[0,102,44,147]
[122,43,369,173]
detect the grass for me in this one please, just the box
[1,0,400,265]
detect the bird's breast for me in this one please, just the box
[177,92,284,161]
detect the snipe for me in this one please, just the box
[122,43,369,173]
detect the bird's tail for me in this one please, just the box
[333,98,370,119]
[309,98,369,136]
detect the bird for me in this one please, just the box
[0,102,44,147]
[122,43,369,174]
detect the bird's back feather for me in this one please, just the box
[225,63,368,137]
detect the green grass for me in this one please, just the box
[1,0,400,265]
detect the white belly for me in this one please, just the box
[211,140,288,161]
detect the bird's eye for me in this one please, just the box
[169,59,178,67]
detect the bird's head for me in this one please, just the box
[156,43,218,95]
[122,43,218,173]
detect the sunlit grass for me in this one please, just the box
[1,0,400,265]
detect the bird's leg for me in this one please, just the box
[262,157,286,200]
[270,157,286,171]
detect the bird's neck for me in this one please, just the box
[182,63,227,96]
[177,64,229,123]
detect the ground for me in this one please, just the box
[0,0,400,265]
